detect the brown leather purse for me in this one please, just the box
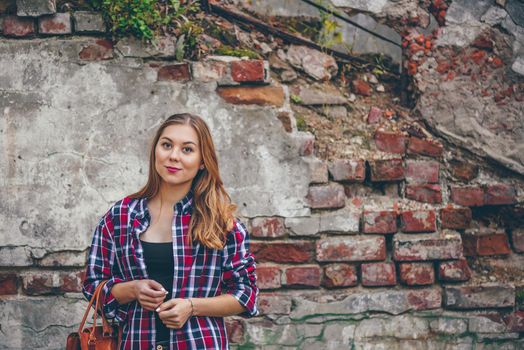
[66,280,122,350]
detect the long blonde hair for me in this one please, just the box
[128,113,236,249]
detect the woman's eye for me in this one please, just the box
[162,142,172,149]
[182,147,193,153]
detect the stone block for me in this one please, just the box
[2,15,35,36]
[17,0,56,17]
[0,246,34,266]
[251,241,314,263]
[78,39,113,60]
[469,315,507,333]
[295,85,347,105]
[405,160,440,183]
[231,59,269,83]
[319,207,360,233]
[362,210,397,234]
[444,284,515,309]
[250,217,286,238]
[285,216,320,236]
[511,228,524,253]
[405,184,443,204]
[323,263,358,288]
[354,315,429,340]
[504,311,524,332]
[429,318,468,335]
[393,230,463,261]
[296,131,315,156]
[0,273,18,295]
[225,318,245,344]
[328,159,366,182]
[450,186,485,206]
[255,265,282,289]
[116,36,176,57]
[286,45,338,81]
[407,137,443,157]
[192,60,228,82]
[72,11,105,33]
[216,85,285,106]
[305,158,328,184]
[374,130,407,154]
[38,13,71,34]
[307,183,346,209]
[290,288,441,319]
[316,236,386,262]
[438,259,472,282]
[399,262,435,286]
[157,63,191,81]
[257,293,292,315]
[361,262,396,286]
[400,210,436,232]
[485,184,517,205]
[369,158,404,182]
[283,265,321,287]
[441,207,472,229]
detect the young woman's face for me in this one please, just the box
[155,124,203,188]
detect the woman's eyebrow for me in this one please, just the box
[160,136,197,145]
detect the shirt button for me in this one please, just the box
[156,345,163,350]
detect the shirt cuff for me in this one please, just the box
[227,287,259,318]
[102,277,129,323]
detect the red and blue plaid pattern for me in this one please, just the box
[82,191,258,349]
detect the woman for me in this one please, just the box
[82,113,258,349]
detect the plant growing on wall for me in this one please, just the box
[90,0,200,45]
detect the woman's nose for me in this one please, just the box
[169,148,180,161]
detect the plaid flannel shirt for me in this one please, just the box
[82,191,258,349]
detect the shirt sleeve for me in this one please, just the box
[221,219,259,318]
[82,209,129,323]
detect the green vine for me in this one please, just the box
[90,0,200,42]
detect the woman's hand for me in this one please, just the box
[132,279,168,311]
[156,298,193,329]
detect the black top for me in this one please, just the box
[140,240,175,342]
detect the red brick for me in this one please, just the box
[367,106,383,124]
[79,39,113,61]
[277,111,292,133]
[504,311,524,332]
[362,211,397,234]
[225,318,245,344]
[449,159,479,181]
[307,183,345,209]
[252,241,314,263]
[250,217,286,238]
[407,137,443,157]
[284,266,321,287]
[258,293,292,315]
[394,231,463,261]
[298,133,315,156]
[399,262,435,286]
[3,16,35,37]
[316,236,386,262]
[440,207,472,229]
[477,233,511,256]
[405,184,442,204]
[61,271,84,292]
[256,265,282,289]
[370,159,405,182]
[405,160,440,183]
[38,13,72,34]
[400,210,436,232]
[352,79,372,96]
[216,86,285,106]
[157,63,191,81]
[450,186,484,206]
[361,262,396,286]
[374,130,407,154]
[438,259,471,282]
[0,273,18,295]
[231,60,267,83]
[406,289,442,311]
[485,184,517,205]
[22,271,83,295]
[322,263,358,288]
[328,159,366,182]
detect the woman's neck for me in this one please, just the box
[156,181,192,208]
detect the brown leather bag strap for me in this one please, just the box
[77,280,108,334]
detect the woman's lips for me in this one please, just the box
[166,166,181,173]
